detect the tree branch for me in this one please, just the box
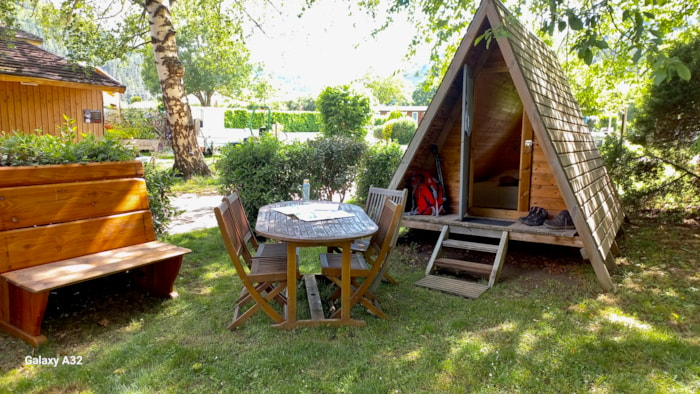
[645,152,700,181]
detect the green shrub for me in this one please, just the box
[144,164,178,237]
[224,109,321,132]
[382,117,417,145]
[216,135,367,226]
[354,142,404,204]
[216,135,301,228]
[0,124,134,166]
[316,85,371,140]
[105,108,162,139]
[305,136,367,201]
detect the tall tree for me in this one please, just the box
[4,0,218,179]
[316,0,696,97]
[316,85,372,140]
[359,74,411,105]
[141,0,252,107]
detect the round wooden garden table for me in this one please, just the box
[256,201,378,328]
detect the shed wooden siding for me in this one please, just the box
[530,139,566,212]
[0,81,104,138]
[492,1,624,258]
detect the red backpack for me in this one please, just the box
[409,170,445,216]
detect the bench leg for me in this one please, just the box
[0,279,49,347]
[131,257,183,298]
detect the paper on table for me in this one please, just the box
[272,203,355,221]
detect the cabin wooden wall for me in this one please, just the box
[530,138,567,213]
[441,110,463,215]
[0,81,104,138]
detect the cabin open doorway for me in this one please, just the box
[462,42,533,220]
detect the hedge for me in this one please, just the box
[224,109,321,132]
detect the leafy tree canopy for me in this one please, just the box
[358,74,411,105]
[632,29,700,153]
[311,0,697,117]
[316,85,372,140]
[412,78,437,106]
[141,0,252,107]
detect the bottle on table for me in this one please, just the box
[302,179,310,202]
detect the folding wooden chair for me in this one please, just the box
[223,191,288,268]
[319,198,403,319]
[349,186,408,284]
[214,200,290,329]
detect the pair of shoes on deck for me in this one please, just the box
[544,210,575,230]
[519,207,548,226]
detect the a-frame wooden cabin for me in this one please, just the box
[389,0,624,295]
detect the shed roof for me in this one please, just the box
[0,29,125,93]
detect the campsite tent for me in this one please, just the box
[390,0,624,292]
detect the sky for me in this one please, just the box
[243,0,431,99]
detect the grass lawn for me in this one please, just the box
[0,209,698,393]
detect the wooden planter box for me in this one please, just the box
[0,160,145,189]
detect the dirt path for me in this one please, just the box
[166,193,223,234]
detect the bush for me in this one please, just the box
[305,136,367,201]
[216,135,367,226]
[375,117,417,144]
[0,122,135,166]
[144,164,178,237]
[216,135,301,228]
[316,85,371,140]
[224,109,321,132]
[104,108,163,140]
[354,142,404,204]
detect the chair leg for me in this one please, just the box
[229,283,287,330]
[382,272,399,285]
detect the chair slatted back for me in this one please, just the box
[214,201,250,280]
[223,192,258,267]
[365,186,408,224]
[363,199,403,283]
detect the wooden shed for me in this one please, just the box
[0,29,125,138]
[389,0,624,295]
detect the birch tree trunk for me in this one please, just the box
[145,0,211,179]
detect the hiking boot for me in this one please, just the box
[519,207,548,226]
[544,210,575,230]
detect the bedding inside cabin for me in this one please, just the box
[472,169,519,209]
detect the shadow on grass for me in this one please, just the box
[1,219,698,392]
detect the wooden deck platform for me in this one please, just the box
[401,213,583,248]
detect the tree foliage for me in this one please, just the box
[359,74,411,105]
[632,31,700,153]
[3,0,217,179]
[356,0,695,81]
[141,1,252,107]
[602,30,700,209]
[412,79,437,106]
[316,85,372,140]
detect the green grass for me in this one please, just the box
[1,213,698,393]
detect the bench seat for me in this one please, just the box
[2,241,190,293]
[0,161,192,347]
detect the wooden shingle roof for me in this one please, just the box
[0,30,125,93]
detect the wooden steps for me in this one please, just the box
[433,258,493,275]
[414,275,489,299]
[415,225,509,298]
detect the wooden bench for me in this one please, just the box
[0,161,191,347]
